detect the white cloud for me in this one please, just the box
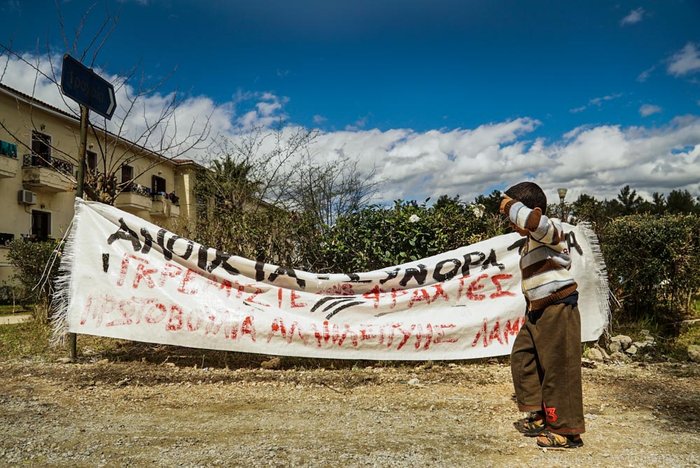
[236,92,288,130]
[312,114,327,125]
[304,117,700,203]
[569,93,622,113]
[2,52,699,205]
[0,53,237,159]
[345,115,368,131]
[620,8,645,26]
[304,116,699,203]
[639,104,662,117]
[668,42,700,77]
[637,66,655,82]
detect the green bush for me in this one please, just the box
[319,197,506,273]
[602,214,700,323]
[6,239,62,319]
[0,283,21,306]
[195,204,323,271]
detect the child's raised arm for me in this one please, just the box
[500,196,564,245]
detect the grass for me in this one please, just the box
[610,295,700,361]
[0,320,54,359]
[0,304,33,316]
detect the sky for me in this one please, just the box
[1,0,699,205]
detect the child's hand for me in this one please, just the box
[499,195,512,215]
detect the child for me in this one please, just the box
[499,181,585,449]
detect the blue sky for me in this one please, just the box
[1,0,699,203]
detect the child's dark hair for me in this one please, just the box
[505,182,547,213]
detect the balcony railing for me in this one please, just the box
[115,183,153,212]
[150,192,181,218]
[23,154,75,175]
[121,182,152,197]
[152,191,180,206]
[22,154,74,192]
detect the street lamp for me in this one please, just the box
[557,187,568,220]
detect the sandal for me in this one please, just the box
[513,412,545,436]
[536,430,584,449]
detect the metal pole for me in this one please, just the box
[68,104,89,360]
[557,188,568,222]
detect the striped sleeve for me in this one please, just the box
[506,201,542,232]
[506,200,564,245]
[531,215,564,245]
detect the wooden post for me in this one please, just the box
[68,104,90,360]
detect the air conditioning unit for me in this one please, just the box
[18,189,37,205]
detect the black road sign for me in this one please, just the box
[60,54,116,119]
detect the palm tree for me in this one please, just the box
[209,155,263,210]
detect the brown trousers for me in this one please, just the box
[510,302,585,435]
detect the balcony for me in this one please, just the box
[0,154,18,178]
[115,184,153,212]
[150,193,181,218]
[22,154,75,192]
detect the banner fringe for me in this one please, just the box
[577,222,612,336]
[51,201,80,346]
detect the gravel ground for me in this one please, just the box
[1,354,699,467]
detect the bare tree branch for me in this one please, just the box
[0,7,213,206]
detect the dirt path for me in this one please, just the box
[1,357,698,466]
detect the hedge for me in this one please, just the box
[602,214,700,322]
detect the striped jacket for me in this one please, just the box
[504,199,578,311]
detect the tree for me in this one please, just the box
[666,189,697,214]
[192,124,381,269]
[209,156,263,208]
[282,157,378,231]
[571,193,604,225]
[651,192,666,215]
[473,189,503,215]
[0,5,212,205]
[616,185,643,215]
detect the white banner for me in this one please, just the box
[53,199,609,360]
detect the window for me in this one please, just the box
[31,210,51,241]
[121,165,134,184]
[0,232,14,246]
[152,175,166,195]
[86,150,97,172]
[31,131,51,166]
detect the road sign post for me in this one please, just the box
[60,55,116,360]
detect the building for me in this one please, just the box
[0,83,202,285]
